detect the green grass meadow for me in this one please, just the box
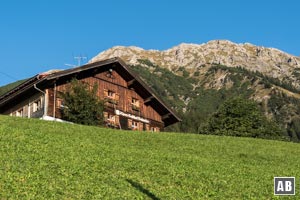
[0,115,300,199]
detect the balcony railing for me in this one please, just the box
[131,104,140,111]
[105,120,120,128]
[104,97,119,105]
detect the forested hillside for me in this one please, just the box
[130,60,300,141]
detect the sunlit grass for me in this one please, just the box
[0,115,299,199]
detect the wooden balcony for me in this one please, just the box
[131,104,140,111]
[104,97,119,110]
[105,119,120,129]
[104,97,119,105]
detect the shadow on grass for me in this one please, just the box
[126,179,160,200]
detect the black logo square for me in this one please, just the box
[274,177,295,195]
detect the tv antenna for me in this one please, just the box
[64,63,77,68]
[65,55,87,68]
[74,56,87,66]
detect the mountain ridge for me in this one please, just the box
[90,40,300,88]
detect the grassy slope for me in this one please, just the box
[0,115,299,199]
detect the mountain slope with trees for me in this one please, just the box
[129,60,300,141]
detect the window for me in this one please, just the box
[16,109,23,117]
[104,112,119,127]
[104,89,115,99]
[57,98,64,108]
[131,98,140,111]
[145,124,150,131]
[132,98,138,105]
[128,119,140,130]
[131,121,139,130]
[151,127,160,132]
[104,89,119,105]
[33,98,42,112]
[108,90,114,98]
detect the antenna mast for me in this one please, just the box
[74,56,87,66]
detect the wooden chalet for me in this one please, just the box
[0,57,181,131]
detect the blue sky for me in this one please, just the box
[0,0,299,86]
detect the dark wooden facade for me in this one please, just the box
[0,57,181,131]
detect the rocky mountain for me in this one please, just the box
[90,40,300,141]
[90,40,300,88]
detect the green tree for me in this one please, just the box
[201,97,285,140]
[288,117,300,142]
[59,79,104,126]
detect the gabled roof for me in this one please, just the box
[0,57,181,126]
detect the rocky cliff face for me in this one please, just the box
[90,40,300,88]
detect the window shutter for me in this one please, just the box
[104,112,108,120]
[115,115,119,125]
[128,97,131,111]
[23,106,28,117]
[30,104,33,114]
[128,119,132,129]
[104,89,108,97]
[115,93,120,101]
[139,122,143,131]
